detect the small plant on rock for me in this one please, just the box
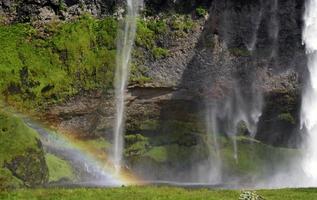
[196,7,208,18]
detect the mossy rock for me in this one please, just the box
[45,153,75,183]
[0,168,23,189]
[220,137,299,177]
[0,111,49,188]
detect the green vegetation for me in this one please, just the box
[0,13,201,110]
[135,19,169,60]
[0,111,48,188]
[0,187,316,200]
[170,15,194,33]
[0,112,39,163]
[221,136,298,176]
[45,154,75,183]
[85,138,111,151]
[229,48,251,57]
[277,113,296,125]
[0,15,162,110]
[0,15,117,110]
[125,134,150,157]
[0,169,23,189]
[129,64,152,85]
[196,7,208,18]
[152,47,169,59]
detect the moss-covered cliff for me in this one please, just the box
[0,111,48,188]
[0,0,307,187]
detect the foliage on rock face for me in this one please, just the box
[221,136,298,176]
[135,19,170,60]
[0,13,195,110]
[0,15,118,110]
[124,134,150,157]
[45,153,75,183]
[195,7,208,18]
[277,113,296,125]
[0,111,49,188]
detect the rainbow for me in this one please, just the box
[26,119,142,186]
[0,102,141,186]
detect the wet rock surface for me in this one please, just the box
[0,0,307,183]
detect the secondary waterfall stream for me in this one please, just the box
[301,0,317,183]
[113,0,142,172]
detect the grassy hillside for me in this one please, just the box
[0,187,316,200]
[0,111,48,188]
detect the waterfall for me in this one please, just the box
[301,0,317,183]
[269,0,279,58]
[245,2,264,52]
[113,0,142,172]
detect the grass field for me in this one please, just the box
[0,187,316,200]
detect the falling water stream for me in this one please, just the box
[301,0,317,184]
[113,0,142,172]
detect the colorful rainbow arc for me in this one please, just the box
[0,102,141,186]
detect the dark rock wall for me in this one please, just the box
[0,0,307,180]
[13,0,304,181]
[38,0,306,146]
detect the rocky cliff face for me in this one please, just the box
[0,0,307,181]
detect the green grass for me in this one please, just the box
[0,111,39,165]
[45,154,75,183]
[0,110,48,188]
[0,187,316,200]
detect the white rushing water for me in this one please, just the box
[269,0,279,58]
[113,0,142,172]
[301,0,317,184]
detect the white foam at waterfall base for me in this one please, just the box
[301,0,317,185]
[113,0,143,173]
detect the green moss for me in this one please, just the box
[0,15,162,110]
[0,111,48,188]
[135,20,168,59]
[45,153,75,182]
[170,15,194,33]
[0,15,117,110]
[139,119,160,131]
[229,48,251,57]
[150,120,202,145]
[124,134,150,157]
[143,143,207,166]
[130,64,152,85]
[0,112,39,164]
[135,20,156,50]
[277,113,296,125]
[85,138,111,151]
[0,168,23,189]
[147,19,168,34]
[220,136,299,176]
[152,47,169,59]
[145,146,168,163]
[196,7,208,18]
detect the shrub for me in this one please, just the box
[277,113,296,125]
[152,47,169,59]
[196,7,208,18]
